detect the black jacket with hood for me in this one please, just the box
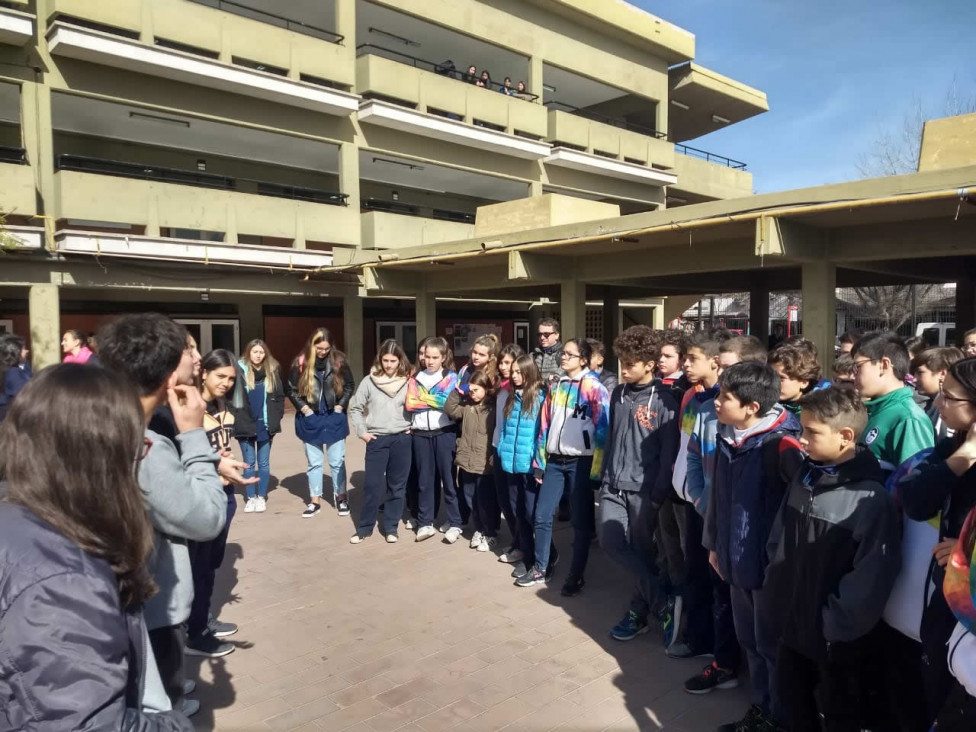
[230,363,285,438]
[765,448,902,662]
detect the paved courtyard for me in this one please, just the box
[190,414,749,731]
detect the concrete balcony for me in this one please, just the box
[356,51,549,142]
[55,168,359,247]
[669,151,753,202]
[0,5,34,46]
[546,108,675,168]
[361,211,474,250]
[48,0,354,91]
[0,151,37,219]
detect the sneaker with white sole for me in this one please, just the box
[207,616,238,638]
[438,521,451,533]
[337,497,350,516]
[444,527,462,544]
[255,496,267,513]
[184,631,234,658]
[416,525,436,541]
[498,548,524,564]
[302,503,320,518]
[243,498,257,513]
[403,517,417,530]
[477,536,497,553]
[684,662,739,695]
[349,534,365,544]
[469,531,483,549]
[386,533,398,543]
[182,699,200,717]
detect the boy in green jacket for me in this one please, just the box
[851,331,935,731]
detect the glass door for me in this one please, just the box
[376,322,417,359]
[176,319,240,354]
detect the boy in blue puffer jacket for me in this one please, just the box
[704,362,803,732]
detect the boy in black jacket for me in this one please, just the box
[765,386,901,732]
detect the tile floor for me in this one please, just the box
[188,415,750,731]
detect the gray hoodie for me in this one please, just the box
[139,427,225,630]
[348,374,411,437]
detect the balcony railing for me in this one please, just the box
[362,198,475,224]
[188,0,343,44]
[55,155,348,205]
[356,44,539,102]
[674,143,746,170]
[0,146,27,165]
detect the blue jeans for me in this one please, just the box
[304,439,347,500]
[238,438,272,499]
[536,456,594,576]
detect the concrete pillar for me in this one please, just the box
[343,293,364,381]
[749,281,770,345]
[334,0,355,56]
[801,261,836,372]
[21,80,56,227]
[527,55,544,100]
[602,292,619,372]
[338,142,361,244]
[237,300,264,346]
[560,279,586,341]
[29,283,60,369]
[415,291,436,342]
[956,274,976,338]
[652,301,665,330]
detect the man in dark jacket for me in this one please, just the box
[598,327,680,639]
[766,387,901,732]
[532,317,564,388]
[704,362,803,731]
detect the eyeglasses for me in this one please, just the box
[538,331,556,338]
[939,382,976,404]
[559,350,581,360]
[136,437,153,463]
[851,358,875,374]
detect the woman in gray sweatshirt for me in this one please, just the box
[348,339,414,543]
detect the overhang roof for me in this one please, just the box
[668,63,768,143]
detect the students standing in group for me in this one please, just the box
[494,343,524,556]
[0,333,30,422]
[406,337,461,542]
[287,328,354,518]
[348,339,413,544]
[497,354,548,577]
[185,349,244,659]
[0,365,193,730]
[519,338,609,592]
[232,339,285,514]
[768,340,830,416]
[912,346,965,440]
[445,370,498,551]
[404,338,434,529]
[587,338,618,394]
[458,333,500,386]
[61,328,100,365]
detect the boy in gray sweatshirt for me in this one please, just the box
[598,326,680,642]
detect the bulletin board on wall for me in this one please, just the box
[448,323,502,356]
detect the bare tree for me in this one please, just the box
[856,78,976,178]
[849,285,939,331]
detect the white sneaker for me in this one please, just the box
[416,525,436,542]
[243,498,257,513]
[477,536,497,553]
[444,527,462,544]
[438,522,451,533]
[255,496,267,513]
[386,533,398,543]
[498,548,524,564]
[182,699,200,717]
[469,531,483,549]
[349,534,364,544]
[403,517,417,530]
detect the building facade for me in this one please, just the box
[0,0,766,372]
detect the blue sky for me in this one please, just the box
[637,0,976,193]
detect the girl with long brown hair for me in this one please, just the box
[0,364,191,729]
[286,328,354,518]
[232,338,285,514]
[348,339,413,543]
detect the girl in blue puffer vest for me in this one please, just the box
[497,354,549,578]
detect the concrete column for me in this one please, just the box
[415,291,437,341]
[21,79,56,227]
[237,300,264,346]
[956,274,976,337]
[338,142,361,244]
[527,55,544,100]
[560,279,586,341]
[749,281,770,346]
[801,261,836,372]
[343,293,364,381]
[29,283,60,369]
[334,0,355,54]
[602,292,619,372]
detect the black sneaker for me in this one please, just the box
[511,561,528,578]
[561,574,585,597]
[302,503,320,518]
[208,616,238,638]
[717,705,763,732]
[684,662,739,695]
[515,567,545,587]
[337,497,350,516]
[185,631,235,658]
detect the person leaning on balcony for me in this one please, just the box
[479,69,492,89]
[515,80,533,101]
[465,64,478,84]
[500,77,514,96]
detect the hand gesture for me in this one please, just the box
[301,405,313,417]
[933,538,958,567]
[168,384,206,433]
[219,456,259,486]
[361,433,376,443]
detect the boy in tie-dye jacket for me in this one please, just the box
[518,338,609,592]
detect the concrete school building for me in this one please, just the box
[0,0,766,375]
